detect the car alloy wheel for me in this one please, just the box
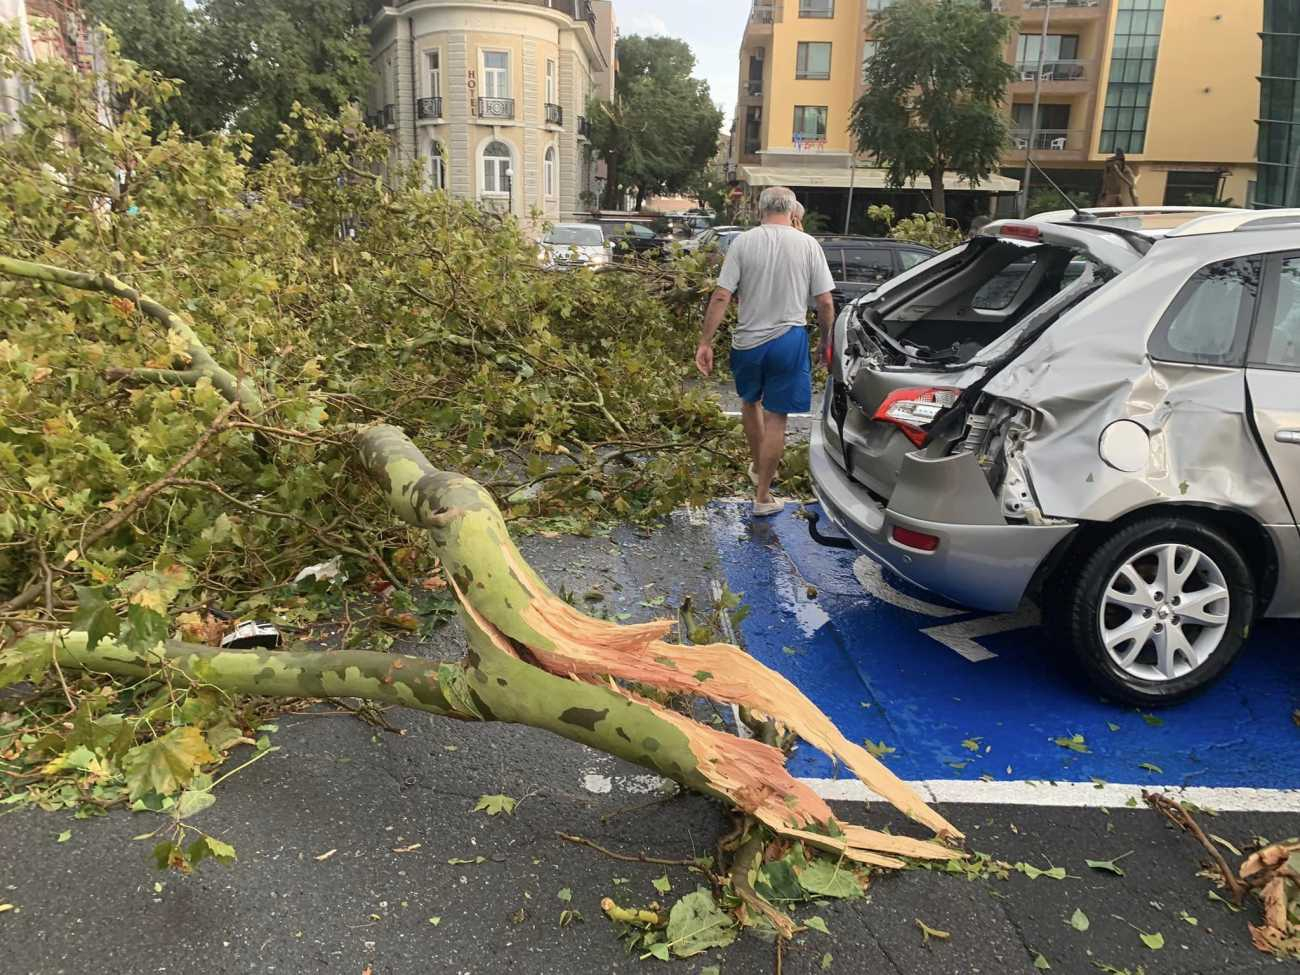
[1098,542,1231,683]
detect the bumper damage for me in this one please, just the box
[809,420,1077,613]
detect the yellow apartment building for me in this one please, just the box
[727,0,1262,225]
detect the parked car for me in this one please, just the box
[679,225,744,254]
[814,236,938,310]
[539,223,610,268]
[595,220,665,260]
[810,206,1300,705]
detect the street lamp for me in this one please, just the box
[1019,0,1059,218]
[505,167,515,215]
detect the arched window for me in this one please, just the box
[481,140,512,195]
[543,146,557,198]
[429,141,446,191]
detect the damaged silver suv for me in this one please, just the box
[810,207,1300,705]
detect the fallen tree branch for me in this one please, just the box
[556,831,698,868]
[1144,791,1249,905]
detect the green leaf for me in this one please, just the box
[122,726,216,799]
[961,738,982,752]
[805,915,830,935]
[1052,734,1090,753]
[473,793,516,816]
[1106,722,1121,732]
[645,942,670,961]
[56,830,71,843]
[700,967,720,975]
[916,919,949,941]
[1085,853,1130,876]
[820,954,833,970]
[651,874,671,894]
[428,916,442,926]
[1179,911,1198,926]
[1139,931,1164,950]
[176,788,216,819]
[797,857,862,899]
[71,586,120,653]
[187,835,236,868]
[1070,908,1089,932]
[1140,713,1163,727]
[664,888,736,957]
[0,636,52,688]
[123,604,169,652]
[1033,953,1051,970]
[1138,762,1163,774]
[557,887,572,903]
[864,739,896,758]
[1017,862,1066,881]
[1207,889,1242,912]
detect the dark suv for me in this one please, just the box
[815,236,938,310]
[595,220,665,260]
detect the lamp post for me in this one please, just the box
[1018,0,1055,218]
[505,166,515,216]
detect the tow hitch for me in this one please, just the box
[806,510,856,550]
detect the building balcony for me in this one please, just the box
[1006,127,1091,160]
[477,96,516,121]
[747,2,781,33]
[545,102,564,126]
[745,79,763,98]
[1015,0,1104,23]
[371,0,598,30]
[417,96,443,122]
[383,104,396,129]
[578,115,591,139]
[1012,59,1090,84]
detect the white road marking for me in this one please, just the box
[852,556,960,618]
[721,410,813,419]
[803,777,1300,813]
[685,504,708,526]
[918,606,1042,663]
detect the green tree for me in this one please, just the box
[849,0,1016,215]
[589,35,724,210]
[85,0,371,162]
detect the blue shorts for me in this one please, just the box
[730,327,812,416]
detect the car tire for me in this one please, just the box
[1061,515,1256,707]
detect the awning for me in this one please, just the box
[738,164,1020,194]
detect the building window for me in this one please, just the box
[544,146,557,198]
[796,42,832,80]
[1163,170,1224,205]
[745,106,762,154]
[1011,102,1072,148]
[793,105,828,142]
[426,50,441,99]
[1257,1,1300,207]
[1099,0,1164,155]
[482,50,510,99]
[430,142,446,191]
[481,140,512,195]
[546,59,557,104]
[866,0,895,11]
[799,0,834,17]
[1016,34,1080,64]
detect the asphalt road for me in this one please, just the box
[2,514,1295,975]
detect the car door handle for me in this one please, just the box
[1277,430,1300,445]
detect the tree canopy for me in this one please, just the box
[849,0,1016,214]
[589,35,724,210]
[84,0,371,162]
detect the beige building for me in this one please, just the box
[727,0,1262,223]
[367,0,613,222]
[1,0,109,137]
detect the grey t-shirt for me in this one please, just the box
[716,224,836,351]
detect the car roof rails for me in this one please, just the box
[1165,208,1300,237]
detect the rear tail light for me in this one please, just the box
[892,526,940,552]
[999,223,1042,242]
[872,387,960,447]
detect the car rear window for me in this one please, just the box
[1150,257,1260,366]
[842,248,894,285]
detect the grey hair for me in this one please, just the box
[791,201,806,220]
[758,186,798,216]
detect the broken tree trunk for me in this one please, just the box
[1,253,960,869]
[13,423,960,861]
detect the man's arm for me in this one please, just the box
[696,287,733,376]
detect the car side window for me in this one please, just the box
[1150,257,1261,367]
[1256,256,1300,369]
[842,248,894,284]
[820,247,845,280]
[633,225,655,238]
[898,250,930,271]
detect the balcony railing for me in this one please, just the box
[578,115,591,138]
[383,104,396,128]
[750,2,781,25]
[477,96,516,120]
[545,102,564,126]
[417,96,443,121]
[1024,0,1101,7]
[1010,128,1086,152]
[1014,59,1089,82]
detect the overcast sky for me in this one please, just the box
[615,0,750,121]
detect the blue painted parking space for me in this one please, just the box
[710,503,1300,791]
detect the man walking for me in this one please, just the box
[695,186,836,517]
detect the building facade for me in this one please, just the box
[367,0,611,222]
[1,0,109,137]
[1001,0,1261,211]
[727,0,1263,222]
[1257,0,1300,207]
